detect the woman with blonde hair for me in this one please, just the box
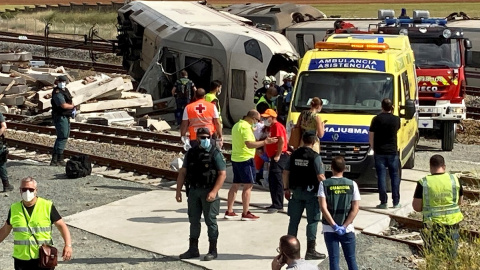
[295,97,325,153]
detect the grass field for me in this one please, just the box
[1,2,480,18]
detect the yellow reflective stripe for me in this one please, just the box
[14,239,52,245]
[450,174,457,203]
[421,177,429,208]
[12,227,28,232]
[14,226,51,233]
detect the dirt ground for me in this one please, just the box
[4,0,480,5]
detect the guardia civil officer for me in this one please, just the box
[283,130,326,260]
[50,75,75,166]
[175,127,226,261]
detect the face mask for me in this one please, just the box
[200,138,211,149]
[217,89,221,96]
[21,190,35,202]
[286,82,292,87]
[264,83,270,88]
[58,82,66,89]
[264,118,272,127]
[252,122,258,129]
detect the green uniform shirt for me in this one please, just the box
[231,119,256,162]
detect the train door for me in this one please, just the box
[228,38,268,122]
[184,56,212,91]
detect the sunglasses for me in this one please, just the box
[20,188,35,192]
[199,136,211,139]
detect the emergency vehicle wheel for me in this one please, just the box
[441,122,455,151]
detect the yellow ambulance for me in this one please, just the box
[287,34,418,187]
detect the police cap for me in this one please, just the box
[302,130,317,140]
[196,127,210,136]
[57,75,68,82]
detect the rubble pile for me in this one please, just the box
[0,51,171,132]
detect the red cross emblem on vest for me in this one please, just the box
[195,103,206,114]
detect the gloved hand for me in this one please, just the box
[71,108,77,119]
[181,136,191,151]
[332,224,346,236]
[284,189,291,201]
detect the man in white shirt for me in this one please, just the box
[318,156,360,270]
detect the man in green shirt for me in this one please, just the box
[225,110,277,221]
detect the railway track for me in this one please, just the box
[359,208,480,250]
[4,113,232,160]
[6,138,178,180]
[0,30,116,53]
[466,106,480,120]
[32,56,126,74]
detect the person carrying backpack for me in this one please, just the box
[172,70,197,126]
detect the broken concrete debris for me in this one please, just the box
[0,51,172,131]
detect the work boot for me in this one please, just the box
[305,240,326,260]
[204,240,218,261]
[2,180,14,192]
[57,154,67,166]
[50,154,58,166]
[179,238,200,259]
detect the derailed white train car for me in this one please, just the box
[117,1,299,127]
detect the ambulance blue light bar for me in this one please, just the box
[384,18,447,26]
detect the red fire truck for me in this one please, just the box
[377,10,473,151]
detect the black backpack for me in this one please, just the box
[175,79,193,99]
[66,155,92,179]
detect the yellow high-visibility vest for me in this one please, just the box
[10,197,53,260]
[419,173,463,225]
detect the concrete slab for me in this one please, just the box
[64,167,427,270]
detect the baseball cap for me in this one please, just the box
[57,75,68,82]
[302,130,317,140]
[260,109,277,118]
[196,127,210,136]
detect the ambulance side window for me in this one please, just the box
[397,75,405,109]
[401,71,410,100]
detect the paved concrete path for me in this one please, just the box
[64,168,425,270]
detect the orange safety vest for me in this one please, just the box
[186,99,216,140]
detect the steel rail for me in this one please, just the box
[4,113,232,151]
[359,207,479,250]
[466,106,480,120]
[30,56,126,74]
[466,71,480,80]
[6,138,178,179]
[466,86,480,97]
[7,121,183,152]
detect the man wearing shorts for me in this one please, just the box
[225,110,277,221]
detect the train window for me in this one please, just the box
[185,29,213,46]
[244,39,263,62]
[231,69,246,100]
